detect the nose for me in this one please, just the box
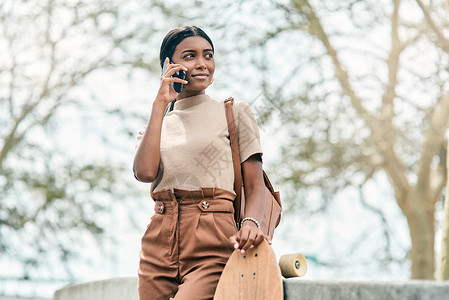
[195,57,207,70]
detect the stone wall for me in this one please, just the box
[53,278,138,300]
[283,279,449,300]
[0,297,49,300]
[53,277,449,300]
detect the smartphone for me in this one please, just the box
[161,58,186,93]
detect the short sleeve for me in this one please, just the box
[135,126,147,150]
[234,101,263,163]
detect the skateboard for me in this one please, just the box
[214,240,308,299]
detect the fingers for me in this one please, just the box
[160,60,188,97]
[156,59,188,102]
[161,58,187,79]
[239,228,261,253]
[230,224,267,254]
[229,235,240,250]
[264,234,272,245]
[253,231,265,246]
[161,76,188,86]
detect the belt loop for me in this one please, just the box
[160,189,176,201]
[169,190,176,202]
[160,190,167,201]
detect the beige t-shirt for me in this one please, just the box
[135,94,262,194]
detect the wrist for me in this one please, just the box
[240,217,261,229]
[153,98,169,110]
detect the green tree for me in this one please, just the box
[0,0,160,286]
[247,0,449,279]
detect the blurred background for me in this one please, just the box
[1,0,449,298]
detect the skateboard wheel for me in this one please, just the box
[279,253,307,278]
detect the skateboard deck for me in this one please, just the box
[214,240,283,300]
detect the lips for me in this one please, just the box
[192,73,209,78]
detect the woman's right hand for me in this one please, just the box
[155,57,188,107]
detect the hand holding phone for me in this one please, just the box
[161,58,186,93]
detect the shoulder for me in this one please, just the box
[222,98,252,115]
[234,99,250,107]
[233,100,257,122]
[233,99,254,113]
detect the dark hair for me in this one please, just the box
[159,26,214,68]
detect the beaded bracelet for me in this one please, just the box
[240,217,261,229]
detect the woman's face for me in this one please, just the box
[171,36,215,97]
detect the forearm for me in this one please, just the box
[241,156,266,225]
[133,101,166,182]
[229,157,268,251]
[243,183,266,225]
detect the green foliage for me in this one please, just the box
[0,0,161,283]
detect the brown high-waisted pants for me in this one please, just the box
[138,187,237,300]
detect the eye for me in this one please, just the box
[205,53,214,59]
[183,53,194,59]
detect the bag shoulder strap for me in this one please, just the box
[224,97,243,226]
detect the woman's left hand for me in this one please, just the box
[229,221,271,253]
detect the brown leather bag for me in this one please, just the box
[224,97,282,239]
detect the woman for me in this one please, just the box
[133,26,269,300]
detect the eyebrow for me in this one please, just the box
[181,48,214,54]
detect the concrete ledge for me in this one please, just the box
[0,296,50,300]
[53,277,138,300]
[284,279,449,300]
[53,277,449,300]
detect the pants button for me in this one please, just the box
[202,201,210,209]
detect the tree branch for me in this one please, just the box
[382,0,400,120]
[417,91,449,195]
[292,0,411,199]
[415,0,449,53]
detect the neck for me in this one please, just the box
[177,89,205,100]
